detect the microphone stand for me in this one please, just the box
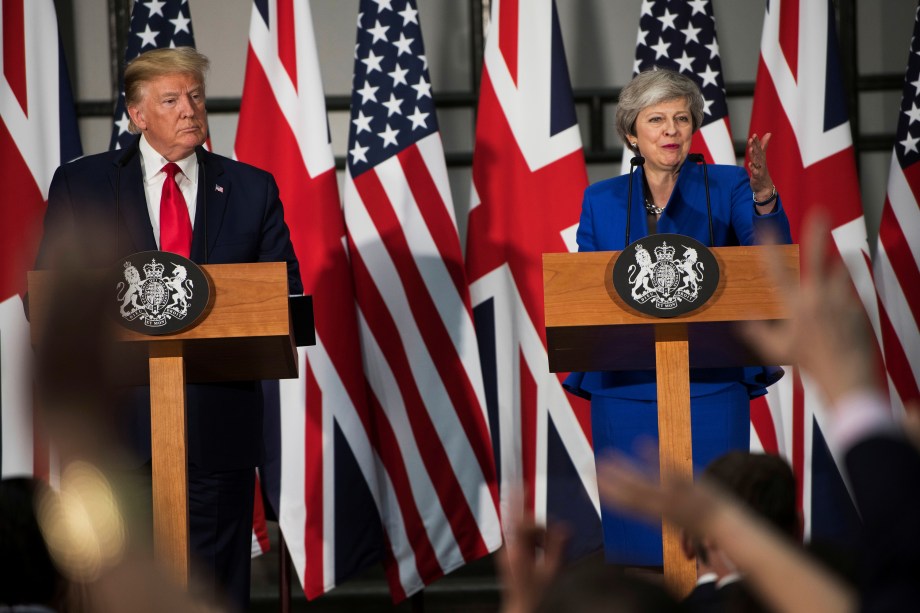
[688,153,714,246]
[625,155,645,246]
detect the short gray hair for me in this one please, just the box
[615,69,705,153]
[125,47,209,134]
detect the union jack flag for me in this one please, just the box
[343,0,502,600]
[110,0,198,150]
[0,0,81,480]
[874,1,920,418]
[466,0,600,557]
[235,0,382,596]
[748,0,881,541]
[625,0,734,170]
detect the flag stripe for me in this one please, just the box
[900,153,920,223]
[791,371,805,513]
[750,396,779,453]
[878,201,920,326]
[354,313,458,587]
[276,0,297,91]
[520,349,537,513]
[346,241,450,577]
[346,221,490,565]
[498,0,519,86]
[363,388,443,583]
[353,165,497,513]
[0,119,46,301]
[876,289,920,404]
[778,0,800,81]
[303,362,325,596]
[396,144,469,302]
[2,0,27,113]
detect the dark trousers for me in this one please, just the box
[188,463,255,613]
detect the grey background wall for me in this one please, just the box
[59,0,916,247]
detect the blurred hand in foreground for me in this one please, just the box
[742,213,879,407]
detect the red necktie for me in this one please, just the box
[160,162,192,258]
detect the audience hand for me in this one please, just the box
[596,452,857,613]
[497,510,569,613]
[742,214,879,406]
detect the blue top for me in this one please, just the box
[563,161,792,401]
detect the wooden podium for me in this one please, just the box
[543,245,798,595]
[28,261,301,586]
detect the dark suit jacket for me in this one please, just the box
[36,136,302,470]
[845,434,920,613]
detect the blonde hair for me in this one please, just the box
[125,47,209,133]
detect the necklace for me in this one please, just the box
[644,197,665,216]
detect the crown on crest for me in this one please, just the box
[144,259,165,279]
[654,242,675,262]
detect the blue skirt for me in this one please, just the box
[591,383,750,566]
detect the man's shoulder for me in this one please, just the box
[59,149,125,173]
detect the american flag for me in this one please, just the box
[0,0,81,480]
[466,0,600,557]
[874,1,920,417]
[748,0,882,541]
[343,0,502,600]
[235,0,382,596]
[625,0,734,170]
[109,0,198,150]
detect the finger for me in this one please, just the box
[756,228,799,292]
[541,524,570,577]
[802,212,832,281]
[596,455,665,520]
[760,132,772,151]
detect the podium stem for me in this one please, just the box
[655,324,696,597]
[150,351,190,587]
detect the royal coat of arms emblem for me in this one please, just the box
[612,234,720,318]
[112,251,210,334]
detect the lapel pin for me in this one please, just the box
[215,184,224,193]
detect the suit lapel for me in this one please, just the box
[190,148,228,263]
[112,140,158,255]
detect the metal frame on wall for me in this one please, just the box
[69,0,900,169]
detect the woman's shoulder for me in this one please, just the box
[585,173,629,197]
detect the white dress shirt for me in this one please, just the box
[138,135,198,249]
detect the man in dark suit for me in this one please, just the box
[36,47,301,611]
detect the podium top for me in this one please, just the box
[28,262,298,384]
[542,245,799,371]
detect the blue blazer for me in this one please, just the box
[564,161,792,401]
[37,136,302,470]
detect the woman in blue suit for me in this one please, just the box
[564,69,792,565]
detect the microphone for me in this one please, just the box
[687,153,714,246]
[625,155,645,246]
